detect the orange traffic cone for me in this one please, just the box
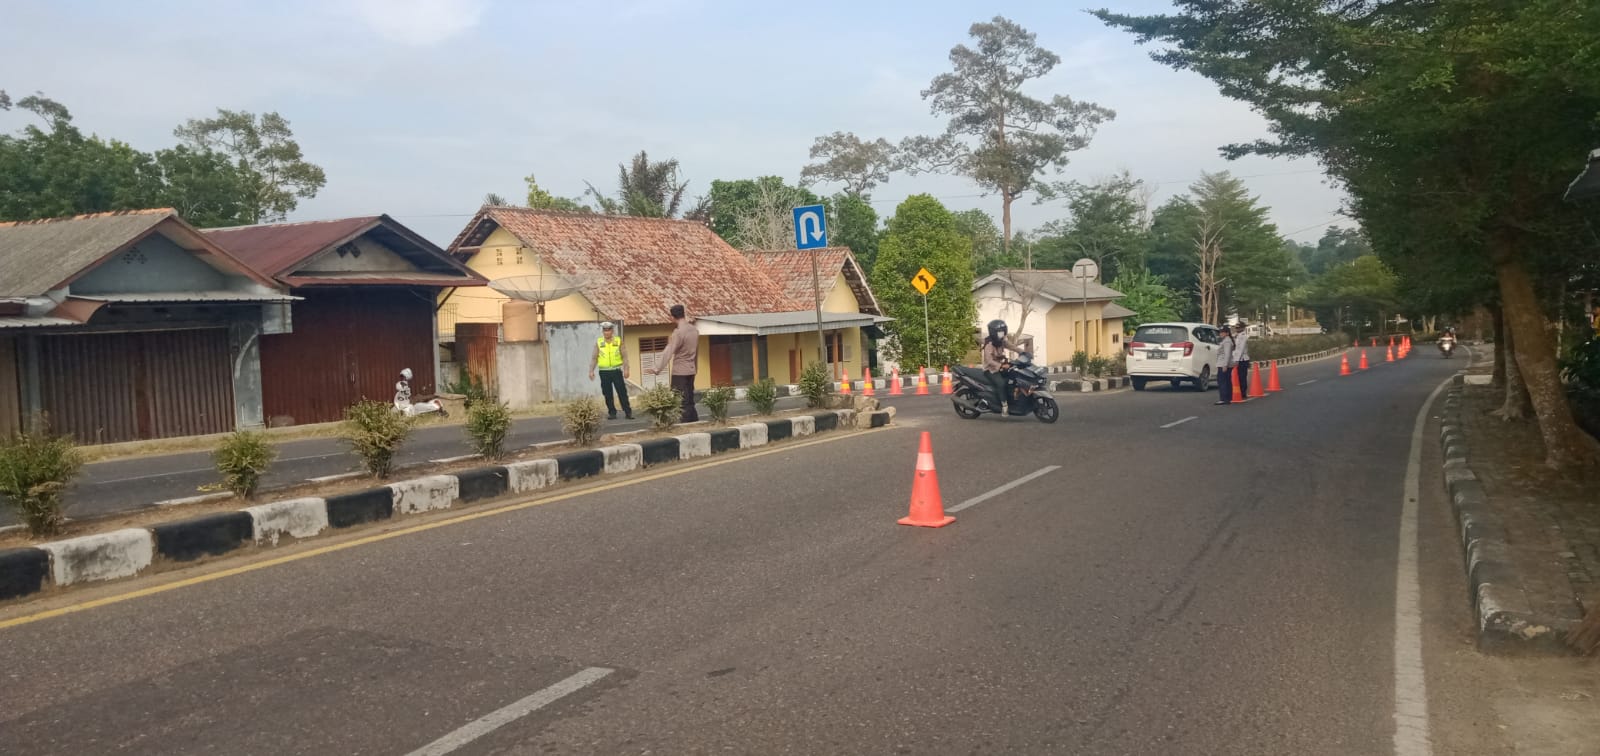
[1353,339,1359,348]
[863,368,875,396]
[1389,335,1396,348]
[889,367,903,396]
[898,431,954,528]
[1233,363,1245,397]
[915,367,929,395]
[1386,345,1395,363]
[840,368,852,395]
[1359,350,1370,370]
[1267,360,1283,392]
[1340,353,1352,376]
[1248,362,1266,398]
[940,365,953,395]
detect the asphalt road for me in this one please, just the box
[19,395,817,526]
[1,351,1551,753]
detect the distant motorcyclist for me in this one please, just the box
[981,319,1024,413]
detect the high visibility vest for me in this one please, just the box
[596,337,624,370]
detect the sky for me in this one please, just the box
[0,0,1349,249]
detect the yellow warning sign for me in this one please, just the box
[911,268,937,296]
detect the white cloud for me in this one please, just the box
[344,0,485,46]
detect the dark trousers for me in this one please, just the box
[1217,367,1234,404]
[599,369,630,416]
[671,374,699,422]
[984,370,1008,411]
[1236,360,1251,396]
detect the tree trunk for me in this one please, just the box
[1492,237,1599,469]
[1001,194,1013,254]
[1492,309,1531,421]
[1489,304,1506,390]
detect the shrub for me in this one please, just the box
[213,430,277,499]
[1086,355,1111,378]
[442,371,491,408]
[344,400,415,478]
[797,361,833,408]
[465,398,513,460]
[1070,350,1090,375]
[561,397,605,446]
[0,416,83,537]
[636,383,684,431]
[702,384,736,424]
[746,378,779,415]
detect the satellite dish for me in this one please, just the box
[489,274,589,303]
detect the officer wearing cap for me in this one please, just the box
[590,321,632,420]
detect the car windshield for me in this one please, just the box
[1133,326,1189,344]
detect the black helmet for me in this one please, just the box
[987,319,1008,343]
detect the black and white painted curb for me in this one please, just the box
[1048,376,1132,393]
[0,409,892,603]
[1440,377,1578,654]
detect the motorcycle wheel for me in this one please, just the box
[1033,397,1060,424]
[952,388,982,420]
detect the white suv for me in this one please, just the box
[1126,322,1223,391]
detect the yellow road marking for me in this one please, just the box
[0,427,895,631]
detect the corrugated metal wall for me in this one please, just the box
[0,336,20,437]
[38,329,234,444]
[545,322,604,401]
[259,288,437,426]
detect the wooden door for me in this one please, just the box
[709,340,733,385]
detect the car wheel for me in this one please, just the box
[1193,367,1211,392]
[1131,377,1148,391]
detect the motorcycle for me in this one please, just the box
[950,352,1060,424]
[1438,335,1457,359]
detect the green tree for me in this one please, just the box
[1097,0,1600,469]
[800,132,898,197]
[951,208,1007,277]
[1305,226,1372,276]
[1110,267,1182,332]
[524,174,591,212]
[826,192,881,272]
[585,150,691,218]
[1298,255,1401,340]
[148,145,254,228]
[870,195,978,368]
[701,176,820,249]
[174,109,326,223]
[899,16,1115,250]
[1051,170,1149,282]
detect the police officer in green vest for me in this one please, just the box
[589,321,632,420]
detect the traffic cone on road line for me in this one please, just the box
[941,365,954,395]
[1359,350,1370,370]
[1340,353,1352,376]
[915,367,929,395]
[1248,362,1266,398]
[899,431,955,528]
[863,368,875,396]
[1233,364,1245,397]
[889,367,903,395]
[1386,345,1395,363]
[1267,361,1283,392]
[840,369,852,395]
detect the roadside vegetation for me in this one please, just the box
[0,415,84,537]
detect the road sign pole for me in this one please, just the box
[923,293,931,370]
[811,245,825,367]
[791,204,831,371]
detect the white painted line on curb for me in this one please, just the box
[1298,380,1318,386]
[403,667,614,756]
[307,472,362,484]
[1160,416,1198,429]
[430,454,481,465]
[153,492,233,508]
[1393,376,1451,756]
[946,466,1060,514]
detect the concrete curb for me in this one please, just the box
[1,409,891,602]
[1048,376,1131,393]
[1439,384,1580,654]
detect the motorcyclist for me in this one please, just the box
[981,319,1024,413]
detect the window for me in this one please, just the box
[494,250,504,265]
[1132,325,1188,344]
[826,339,852,363]
[639,337,669,353]
[1111,333,1121,344]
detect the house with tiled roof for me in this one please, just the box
[0,209,296,442]
[973,270,1131,367]
[205,215,487,425]
[442,207,888,399]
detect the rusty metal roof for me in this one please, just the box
[0,209,284,296]
[448,207,796,326]
[205,215,486,288]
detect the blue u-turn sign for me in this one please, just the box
[792,204,827,250]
